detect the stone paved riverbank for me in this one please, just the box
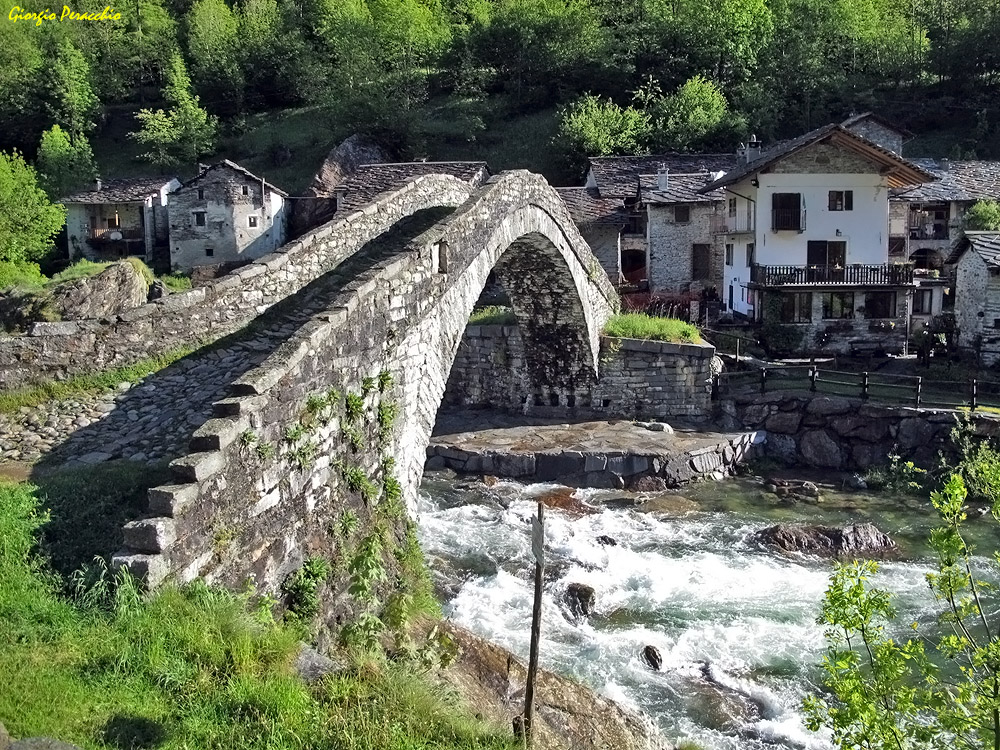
[427,410,761,488]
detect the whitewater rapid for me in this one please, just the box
[415,474,937,750]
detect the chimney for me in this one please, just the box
[198,163,209,175]
[657,165,669,191]
[736,142,747,166]
[94,178,102,191]
[746,134,763,163]
[939,158,951,171]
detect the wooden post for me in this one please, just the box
[972,379,979,411]
[861,371,870,400]
[915,376,922,408]
[523,502,545,746]
[760,367,767,394]
[809,366,817,392]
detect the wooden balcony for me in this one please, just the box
[750,263,914,287]
[91,226,144,241]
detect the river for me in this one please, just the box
[415,471,963,749]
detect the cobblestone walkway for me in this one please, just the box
[0,209,450,469]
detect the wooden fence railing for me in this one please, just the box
[714,365,1000,411]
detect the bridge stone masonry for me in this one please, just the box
[110,170,619,606]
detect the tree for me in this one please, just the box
[805,474,1000,750]
[554,94,651,177]
[0,151,65,265]
[647,75,736,151]
[186,0,244,114]
[131,53,217,168]
[47,39,100,136]
[36,125,97,201]
[965,199,1000,231]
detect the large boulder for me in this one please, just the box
[289,134,392,238]
[754,522,897,558]
[50,262,148,320]
[565,583,596,618]
[799,430,842,468]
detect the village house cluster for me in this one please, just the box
[64,114,1000,360]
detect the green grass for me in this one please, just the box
[603,313,702,344]
[0,480,517,750]
[0,345,195,414]
[159,273,193,292]
[468,306,516,326]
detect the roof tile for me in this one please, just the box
[336,162,489,212]
[62,176,178,204]
[555,187,627,225]
[587,154,736,198]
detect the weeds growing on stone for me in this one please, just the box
[468,305,516,326]
[345,392,365,423]
[378,370,393,392]
[603,313,701,344]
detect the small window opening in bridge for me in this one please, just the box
[433,240,450,274]
[549,393,560,407]
[194,211,206,227]
[566,395,575,408]
[205,247,214,257]
[197,188,204,200]
[248,216,258,228]
[242,185,250,196]
[602,398,611,408]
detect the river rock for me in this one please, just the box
[897,418,935,451]
[845,473,868,490]
[805,396,852,416]
[798,430,842,468]
[641,645,663,671]
[596,535,618,546]
[629,475,668,491]
[764,411,801,434]
[755,522,897,558]
[565,583,596,618]
[538,486,596,516]
[295,644,344,683]
[636,495,697,515]
[764,432,798,462]
[50,261,148,320]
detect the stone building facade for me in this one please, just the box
[952,232,1000,363]
[62,177,180,264]
[169,160,289,271]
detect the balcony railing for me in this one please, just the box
[91,226,144,241]
[711,214,755,234]
[771,209,806,232]
[750,263,914,286]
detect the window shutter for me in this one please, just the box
[845,191,853,211]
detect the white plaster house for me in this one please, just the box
[62,177,180,265]
[950,232,1000,363]
[169,160,289,271]
[702,123,936,353]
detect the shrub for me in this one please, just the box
[603,313,700,344]
[469,305,516,326]
[0,261,45,291]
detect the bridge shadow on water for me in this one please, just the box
[28,207,455,574]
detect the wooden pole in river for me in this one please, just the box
[523,501,545,747]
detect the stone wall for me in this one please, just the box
[112,171,618,599]
[0,174,477,390]
[716,390,1000,469]
[443,325,715,420]
[955,249,1000,364]
[772,143,879,174]
[647,203,722,294]
[580,225,622,284]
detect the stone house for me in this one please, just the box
[702,122,936,354]
[169,160,289,271]
[554,187,629,284]
[949,232,1000,363]
[572,153,737,290]
[62,177,180,264]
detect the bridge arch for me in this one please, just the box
[113,171,617,599]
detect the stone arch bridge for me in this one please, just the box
[50,169,621,591]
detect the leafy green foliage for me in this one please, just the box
[0,262,45,292]
[644,75,738,152]
[342,464,378,504]
[283,424,305,443]
[377,400,398,445]
[965,199,1000,231]
[377,370,393,393]
[131,53,218,168]
[338,509,359,539]
[603,313,701,344]
[36,125,97,201]
[806,475,1000,750]
[255,441,276,461]
[46,39,99,137]
[949,415,1000,504]
[281,556,330,622]
[469,305,517,326]
[290,440,318,470]
[0,150,65,265]
[361,377,376,397]
[344,391,365,423]
[554,94,650,177]
[863,453,929,495]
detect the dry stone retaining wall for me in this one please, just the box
[0,174,478,389]
[112,171,618,599]
[444,325,715,420]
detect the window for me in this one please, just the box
[205,247,214,257]
[197,188,204,200]
[745,243,755,267]
[821,291,854,319]
[241,185,250,196]
[864,291,897,319]
[780,292,812,323]
[725,243,734,266]
[913,289,933,315]
[728,197,737,217]
[807,240,846,267]
[692,243,711,280]
[772,192,803,230]
[194,211,206,227]
[828,190,854,211]
[248,216,259,228]
[674,205,690,223]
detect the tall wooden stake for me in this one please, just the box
[524,501,545,746]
